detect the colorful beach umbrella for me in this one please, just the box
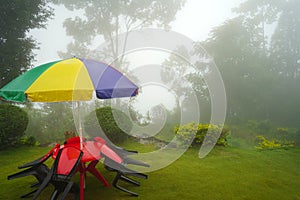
[0,57,138,149]
[0,57,138,103]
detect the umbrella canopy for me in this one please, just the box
[0,57,138,102]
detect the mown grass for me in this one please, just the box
[1,141,300,200]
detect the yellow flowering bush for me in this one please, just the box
[255,135,294,150]
[277,127,288,135]
[174,122,229,147]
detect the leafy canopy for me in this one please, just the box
[0,0,53,88]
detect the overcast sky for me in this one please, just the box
[30,0,243,65]
[27,0,245,116]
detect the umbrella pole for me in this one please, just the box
[77,101,86,197]
[77,101,83,150]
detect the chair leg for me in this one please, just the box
[50,190,59,200]
[30,182,40,188]
[8,168,38,180]
[71,183,80,200]
[32,171,52,200]
[20,189,37,198]
[120,175,140,186]
[58,181,74,200]
[113,172,139,197]
[8,164,49,183]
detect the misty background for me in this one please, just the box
[1,0,300,146]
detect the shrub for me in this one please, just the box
[255,135,294,150]
[0,104,29,149]
[295,129,300,146]
[19,135,39,146]
[174,122,229,147]
[84,106,132,144]
[277,127,288,135]
[247,119,272,133]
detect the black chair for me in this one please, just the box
[103,155,149,197]
[94,136,138,156]
[7,144,60,198]
[93,136,149,196]
[94,136,148,167]
[32,146,83,200]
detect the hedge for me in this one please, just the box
[0,104,29,149]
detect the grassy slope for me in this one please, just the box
[0,143,300,200]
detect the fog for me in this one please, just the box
[30,0,243,65]
[1,0,300,147]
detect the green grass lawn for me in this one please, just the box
[1,142,300,200]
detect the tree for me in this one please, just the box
[53,0,185,67]
[0,0,53,88]
[199,0,300,127]
[41,102,75,143]
[270,0,300,78]
[84,106,132,144]
[0,104,28,149]
[198,0,282,123]
[162,45,211,123]
[200,17,265,121]
[24,105,46,142]
[233,0,284,52]
[268,0,300,126]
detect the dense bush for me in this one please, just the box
[19,135,39,146]
[0,104,29,149]
[174,122,229,147]
[84,106,132,144]
[255,135,294,150]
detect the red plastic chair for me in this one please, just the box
[32,146,83,200]
[64,136,81,149]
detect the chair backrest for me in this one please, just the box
[53,146,83,179]
[18,143,60,169]
[94,136,106,144]
[64,136,81,149]
[101,144,123,164]
[40,143,60,162]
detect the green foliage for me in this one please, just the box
[199,0,300,126]
[0,0,53,88]
[84,107,132,144]
[53,0,185,61]
[19,135,39,146]
[174,122,197,146]
[270,0,300,77]
[277,127,288,135]
[23,103,75,144]
[41,103,75,143]
[295,129,300,146]
[247,119,272,133]
[0,104,29,149]
[255,135,294,150]
[174,122,229,147]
